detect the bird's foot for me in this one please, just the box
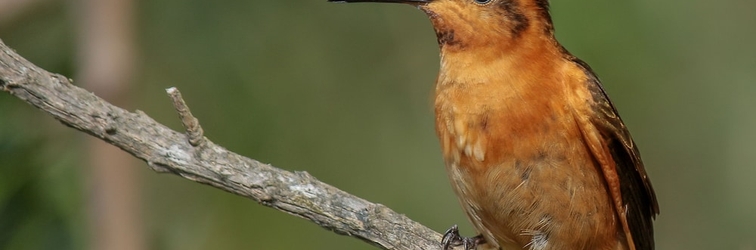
[441,225,485,250]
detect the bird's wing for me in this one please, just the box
[569,58,659,250]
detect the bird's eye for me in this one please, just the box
[473,0,493,5]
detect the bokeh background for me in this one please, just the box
[1,0,755,249]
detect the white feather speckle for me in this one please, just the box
[473,140,485,161]
[522,229,549,250]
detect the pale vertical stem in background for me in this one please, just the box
[0,0,46,25]
[73,0,143,249]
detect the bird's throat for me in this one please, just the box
[420,0,555,53]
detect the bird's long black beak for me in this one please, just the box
[328,0,431,3]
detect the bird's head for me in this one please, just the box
[330,0,555,52]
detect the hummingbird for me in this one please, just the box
[330,0,659,249]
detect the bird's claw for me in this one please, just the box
[441,225,485,250]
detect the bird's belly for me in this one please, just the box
[438,110,624,250]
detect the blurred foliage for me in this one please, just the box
[1,0,755,249]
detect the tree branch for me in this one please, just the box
[0,39,450,250]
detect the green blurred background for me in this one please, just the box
[1,0,755,249]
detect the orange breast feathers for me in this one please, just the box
[433,55,633,249]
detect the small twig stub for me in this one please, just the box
[166,87,205,146]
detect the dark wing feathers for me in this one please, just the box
[571,58,659,250]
